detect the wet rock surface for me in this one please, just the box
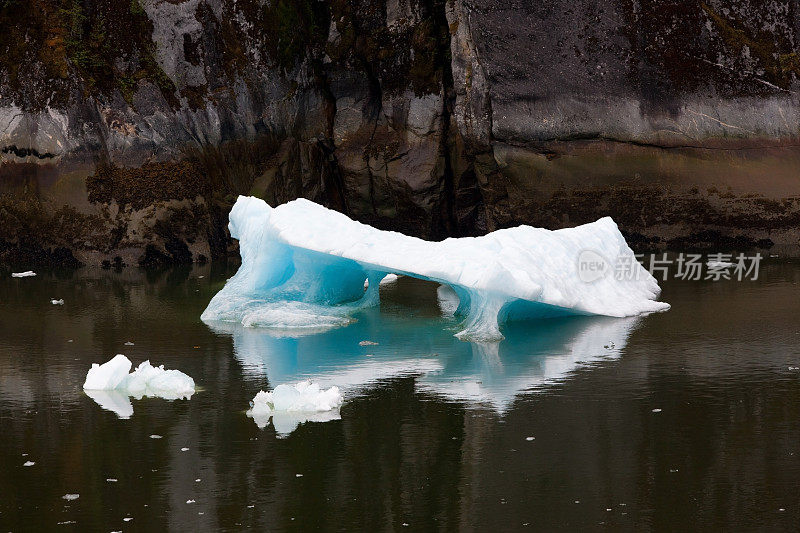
[1,0,799,265]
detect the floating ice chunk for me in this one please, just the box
[123,360,195,400]
[83,355,195,417]
[62,494,79,501]
[83,354,132,390]
[246,381,343,436]
[51,299,64,305]
[359,340,378,346]
[202,197,668,341]
[11,271,36,278]
[124,341,135,346]
[23,461,35,466]
[150,434,162,439]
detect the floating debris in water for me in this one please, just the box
[195,478,201,482]
[359,340,379,346]
[62,494,79,501]
[525,436,535,441]
[296,473,303,477]
[652,408,662,413]
[23,461,34,467]
[124,342,135,346]
[123,517,133,522]
[186,499,195,504]
[12,271,36,278]
[181,447,189,451]
[51,299,64,305]
[106,478,117,482]
[150,435,162,439]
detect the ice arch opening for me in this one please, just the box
[201,197,669,341]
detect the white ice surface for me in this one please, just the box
[83,355,195,418]
[11,271,36,278]
[246,380,343,436]
[202,196,668,341]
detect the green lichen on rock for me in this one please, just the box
[0,0,176,109]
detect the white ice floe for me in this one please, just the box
[247,381,343,436]
[202,196,668,341]
[23,461,35,467]
[51,299,64,305]
[62,494,79,501]
[12,271,36,278]
[83,355,195,418]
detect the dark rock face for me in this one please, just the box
[1,0,799,266]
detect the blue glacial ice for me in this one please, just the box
[202,196,669,341]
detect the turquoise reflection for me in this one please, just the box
[207,296,640,413]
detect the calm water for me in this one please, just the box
[1,260,800,531]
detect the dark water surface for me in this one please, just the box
[1,261,800,531]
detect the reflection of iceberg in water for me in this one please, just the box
[84,389,135,419]
[209,304,641,415]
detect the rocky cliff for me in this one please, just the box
[2,0,800,266]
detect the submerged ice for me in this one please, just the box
[83,354,195,418]
[202,196,668,341]
[247,381,343,436]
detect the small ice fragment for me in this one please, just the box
[106,478,117,482]
[295,473,303,477]
[62,494,80,501]
[195,478,201,482]
[359,340,378,346]
[247,505,255,509]
[525,436,535,441]
[83,354,132,390]
[606,508,612,512]
[574,501,580,504]
[181,447,189,451]
[670,469,678,473]
[123,517,133,522]
[51,299,64,305]
[198,275,204,278]
[57,521,76,525]
[779,508,786,512]
[12,271,36,277]
[150,434,162,439]
[124,341,135,346]
[652,408,662,413]
[67,339,73,343]
[198,512,204,515]
[379,273,399,286]
[186,499,195,504]
[246,381,343,434]
[23,461,35,466]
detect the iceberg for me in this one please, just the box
[11,271,36,278]
[83,355,195,418]
[202,196,668,341]
[247,381,343,436]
